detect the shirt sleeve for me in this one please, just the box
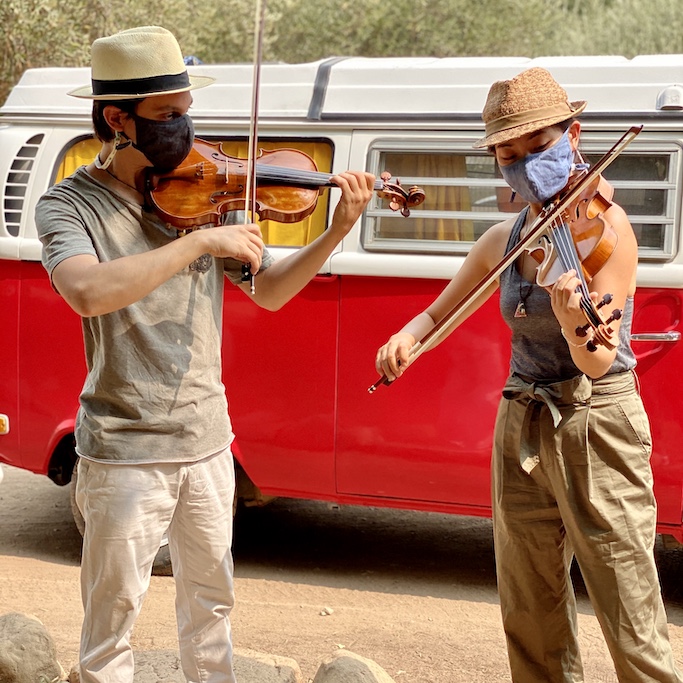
[223,248,275,285]
[35,191,98,289]
[218,209,275,285]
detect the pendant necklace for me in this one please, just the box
[514,278,533,318]
[514,208,533,318]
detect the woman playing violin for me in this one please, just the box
[375,67,682,683]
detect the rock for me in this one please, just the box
[234,648,304,682]
[0,612,66,683]
[119,648,304,682]
[312,650,396,683]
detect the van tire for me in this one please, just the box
[69,459,173,576]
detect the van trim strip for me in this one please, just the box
[631,331,681,342]
[307,57,350,121]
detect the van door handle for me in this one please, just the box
[630,331,681,342]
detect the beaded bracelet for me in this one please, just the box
[561,327,594,348]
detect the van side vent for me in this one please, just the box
[3,134,44,237]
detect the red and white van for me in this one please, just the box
[2,55,683,549]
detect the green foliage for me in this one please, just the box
[2,0,683,106]
[262,0,564,61]
[597,0,683,56]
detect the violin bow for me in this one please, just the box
[242,0,267,295]
[369,124,643,393]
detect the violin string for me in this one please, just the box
[254,165,336,186]
[255,164,384,191]
[551,220,599,327]
[549,217,602,328]
[551,220,590,297]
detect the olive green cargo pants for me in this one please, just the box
[492,371,682,683]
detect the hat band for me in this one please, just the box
[485,102,576,136]
[92,71,191,97]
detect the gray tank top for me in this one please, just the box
[499,208,637,381]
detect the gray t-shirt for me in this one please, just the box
[36,166,273,464]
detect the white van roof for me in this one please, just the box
[3,54,683,121]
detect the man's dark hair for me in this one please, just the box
[92,99,143,142]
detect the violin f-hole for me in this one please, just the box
[210,187,244,204]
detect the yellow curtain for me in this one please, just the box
[55,138,100,182]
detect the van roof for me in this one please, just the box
[3,54,683,121]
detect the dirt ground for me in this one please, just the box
[2,463,683,683]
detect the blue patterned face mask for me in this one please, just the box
[499,129,575,204]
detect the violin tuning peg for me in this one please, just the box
[597,293,614,309]
[587,340,598,353]
[602,309,623,326]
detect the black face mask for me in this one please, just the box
[130,112,194,173]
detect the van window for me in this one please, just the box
[584,150,676,260]
[364,140,679,262]
[54,137,334,248]
[364,145,520,255]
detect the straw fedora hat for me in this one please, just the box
[473,67,586,149]
[69,26,214,100]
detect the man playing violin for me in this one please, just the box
[35,26,375,683]
[375,67,682,682]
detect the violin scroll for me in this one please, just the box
[378,171,426,217]
[574,294,622,352]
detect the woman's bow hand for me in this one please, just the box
[375,332,416,382]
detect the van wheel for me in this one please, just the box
[69,460,173,577]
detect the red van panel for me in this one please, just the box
[1,263,682,537]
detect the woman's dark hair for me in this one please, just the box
[91,98,143,142]
[487,117,575,155]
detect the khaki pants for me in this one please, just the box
[492,371,682,683]
[76,448,236,683]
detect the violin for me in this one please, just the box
[145,138,426,230]
[369,125,643,393]
[527,171,621,351]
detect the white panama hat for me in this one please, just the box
[68,26,214,100]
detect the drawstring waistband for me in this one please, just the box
[501,371,636,473]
